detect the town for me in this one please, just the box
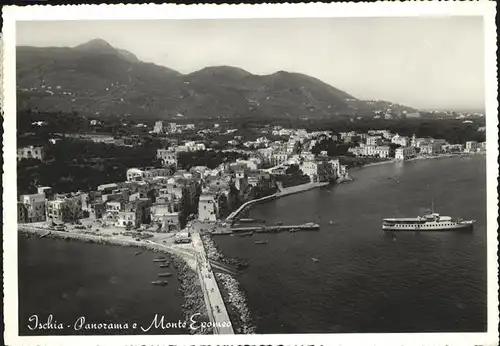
[17,119,487,232]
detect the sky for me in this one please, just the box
[16,17,485,111]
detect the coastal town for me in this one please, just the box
[17,118,486,334]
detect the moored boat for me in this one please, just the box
[158,263,170,268]
[151,280,168,286]
[254,240,268,245]
[157,273,172,277]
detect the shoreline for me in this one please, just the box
[350,151,486,172]
[18,226,211,335]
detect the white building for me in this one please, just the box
[17,146,44,161]
[126,167,170,182]
[364,145,390,158]
[395,147,417,160]
[20,193,46,223]
[391,134,411,147]
[465,141,479,153]
[198,194,219,222]
[153,121,164,134]
[366,136,383,146]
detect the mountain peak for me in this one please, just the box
[75,38,115,52]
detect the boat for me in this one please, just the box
[157,273,172,277]
[236,262,249,270]
[151,280,168,286]
[254,240,268,245]
[382,202,475,232]
[329,221,335,225]
[288,228,299,233]
[158,264,170,268]
[301,222,320,230]
[276,221,283,226]
[237,231,254,237]
[311,257,319,263]
[134,251,142,256]
[153,258,167,263]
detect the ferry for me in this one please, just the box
[383,212,475,231]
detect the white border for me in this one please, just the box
[2,3,498,346]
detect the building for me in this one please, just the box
[391,134,411,147]
[17,146,44,161]
[198,193,219,222]
[395,147,417,160]
[151,204,180,232]
[157,149,178,167]
[363,145,390,158]
[420,143,443,155]
[153,121,164,134]
[37,186,54,200]
[465,141,479,153]
[366,136,383,146]
[300,160,336,183]
[20,193,46,223]
[46,195,83,223]
[126,167,170,182]
[17,202,28,223]
[442,144,464,153]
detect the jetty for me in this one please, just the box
[191,231,234,334]
[212,223,320,235]
[226,182,329,222]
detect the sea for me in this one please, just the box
[18,155,488,334]
[18,238,187,335]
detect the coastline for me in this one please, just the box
[351,151,486,172]
[18,226,210,335]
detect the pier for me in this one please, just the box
[191,231,235,334]
[226,182,329,222]
[210,223,320,235]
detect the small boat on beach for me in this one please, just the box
[151,280,168,286]
[254,240,268,245]
[153,256,167,263]
[157,273,172,278]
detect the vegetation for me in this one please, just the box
[177,150,248,170]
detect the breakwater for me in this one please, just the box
[18,227,210,334]
[215,272,256,334]
[200,233,254,334]
[227,182,329,221]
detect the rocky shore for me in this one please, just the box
[19,227,210,335]
[201,233,238,265]
[215,272,256,334]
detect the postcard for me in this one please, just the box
[2,2,498,346]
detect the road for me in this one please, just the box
[191,230,234,334]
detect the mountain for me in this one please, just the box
[16,39,416,119]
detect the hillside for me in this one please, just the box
[16,39,416,119]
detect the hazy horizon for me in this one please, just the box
[16,17,485,111]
